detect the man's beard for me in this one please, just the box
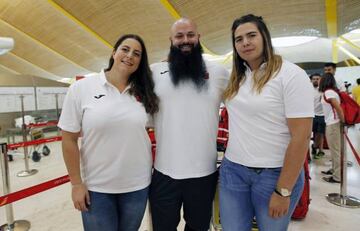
[312,82,318,88]
[168,43,207,90]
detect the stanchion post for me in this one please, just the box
[0,143,31,230]
[55,93,60,136]
[17,95,38,177]
[326,125,360,208]
[340,126,347,198]
[55,93,59,121]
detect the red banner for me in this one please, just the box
[0,175,69,207]
[7,136,62,150]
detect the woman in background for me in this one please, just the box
[319,73,344,183]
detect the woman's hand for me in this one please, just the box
[72,183,90,212]
[268,192,290,218]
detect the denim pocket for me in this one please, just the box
[219,159,231,186]
[220,158,249,192]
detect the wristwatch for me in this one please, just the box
[274,187,292,197]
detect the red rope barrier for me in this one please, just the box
[0,175,69,207]
[344,133,360,166]
[7,136,62,150]
[26,122,58,128]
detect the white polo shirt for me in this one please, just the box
[321,89,340,125]
[58,70,152,193]
[225,60,314,168]
[151,61,229,179]
[314,87,324,116]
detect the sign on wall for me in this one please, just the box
[36,87,68,110]
[0,87,36,113]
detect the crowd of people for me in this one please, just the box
[58,13,358,231]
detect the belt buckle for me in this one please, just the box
[248,167,264,174]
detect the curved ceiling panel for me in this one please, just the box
[0,52,65,81]
[0,20,89,78]
[169,0,326,54]
[53,0,174,63]
[0,0,111,73]
[338,0,360,34]
[0,0,358,81]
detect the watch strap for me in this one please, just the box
[274,188,291,197]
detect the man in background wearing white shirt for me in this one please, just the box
[310,73,325,159]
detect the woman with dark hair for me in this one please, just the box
[58,34,159,231]
[220,14,313,230]
[319,73,344,183]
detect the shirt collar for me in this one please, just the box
[99,69,108,86]
[122,85,131,93]
[243,61,267,73]
[100,69,131,93]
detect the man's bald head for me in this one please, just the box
[170,18,200,54]
[170,18,198,34]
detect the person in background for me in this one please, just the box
[310,73,326,159]
[319,73,344,183]
[220,14,313,231]
[323,62,346,92]
[149,18,229,231]
[352,78,360,106]
[58,34,159,231]
[324,62,336,75]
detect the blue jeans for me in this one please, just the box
[219,157,304,231]
[81,186,149,231]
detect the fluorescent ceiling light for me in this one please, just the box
[272,36,318,48]
[0,37,14,55]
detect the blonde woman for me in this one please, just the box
[219,14,313,231]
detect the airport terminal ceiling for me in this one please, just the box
[0,0,359,82]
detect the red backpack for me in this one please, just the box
[324,89,360,126]
[292,156,311,219]
[147,128,156,162]
[217,107,229,152]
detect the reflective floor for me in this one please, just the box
[0,127,360,231]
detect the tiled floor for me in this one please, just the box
[0,127,360,231]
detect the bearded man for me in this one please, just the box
[149,18,229,231]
